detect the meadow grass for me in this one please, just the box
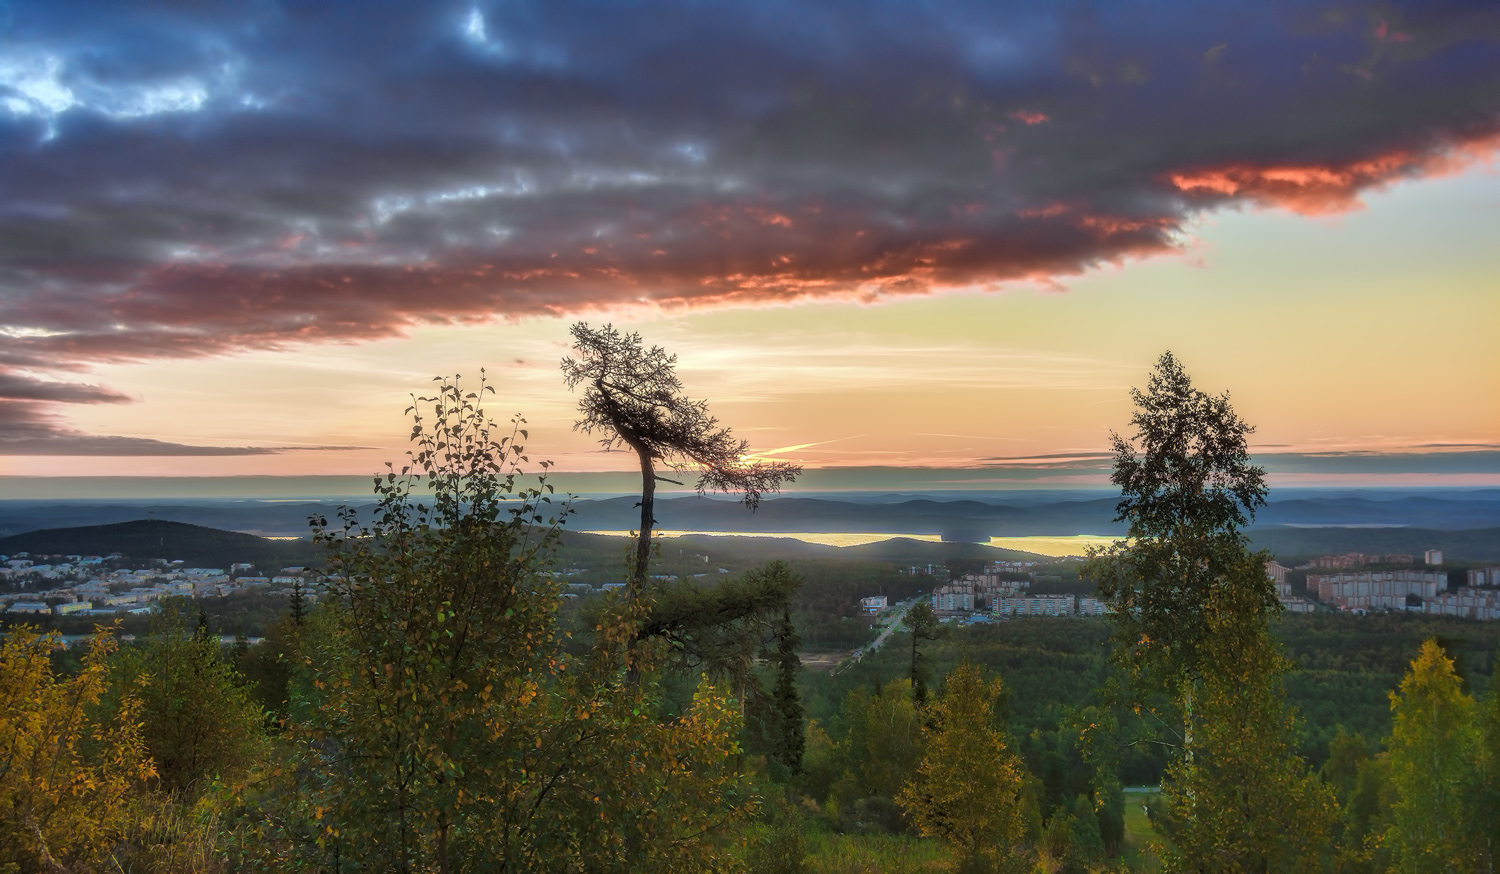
[1121,790,1161,872]
[803,830,955,874]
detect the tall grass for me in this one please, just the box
[803,830,954,874]
[111,794,228,874]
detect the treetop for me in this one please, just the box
[1110,351,1267,543]
[561,321,799,508]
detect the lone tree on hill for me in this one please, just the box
[1087,351,1334,871]
[561,322,801,597]
[1089,350,1272,690]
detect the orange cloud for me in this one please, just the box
[1008,110,1050,125]
[1168,133,1500,215]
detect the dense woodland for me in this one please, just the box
[4,347,1500,873]
[7,576,1498,871]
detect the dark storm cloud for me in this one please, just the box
[0,1,1497,437]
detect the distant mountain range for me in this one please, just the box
[1,489,1497,561]
[1,516,1497,567]
[0,519,1050,571]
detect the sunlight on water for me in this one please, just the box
[985,535,1119,556]
[578,531,1118,557]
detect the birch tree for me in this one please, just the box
[249,375,754,872]
[1087,351,1272,693]
[1087,352,1331,872]
[0,627,154,872]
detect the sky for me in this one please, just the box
[0,1,1497,491]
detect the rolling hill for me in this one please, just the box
[0,519,322,569]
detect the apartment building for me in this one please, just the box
[1423,588,1500,620]
[1309,570,1445,610]
[995,595,1075,618]
[1468,567,1500,587]
[1306,553,1414,569]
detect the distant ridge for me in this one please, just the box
[0,519,322,568]
[3,490,1499,540]
[1249,527,1500,563]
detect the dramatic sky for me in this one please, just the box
[1,0,1497,489]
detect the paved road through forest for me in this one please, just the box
[836,598,918,673]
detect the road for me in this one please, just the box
[865,600,915,654]
[834,598,918,674]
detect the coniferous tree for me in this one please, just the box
[903,601,944,708]
[632,559,806,777]
[114,606,267,796]
[768,604,806,777]
[561,322,799,599]
[898,661,1026,873]
[1384,639,1479,874]
[288,575,308,626]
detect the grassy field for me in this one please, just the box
[1121,789,1161,872]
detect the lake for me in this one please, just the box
[578,530,1118,557]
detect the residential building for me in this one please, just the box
[1309,570,1445,610]
[1468,567,1500,588]
[1423,588,1500,620]
[995,595,1075,617]
[1307,553,1414,569]
[932,589,973,612]
[931,571,1029,614]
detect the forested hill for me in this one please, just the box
[1248,526,1500,562]
[3,489,1497,542]
[0,519,322,568]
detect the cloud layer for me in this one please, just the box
[2,1,1497,451]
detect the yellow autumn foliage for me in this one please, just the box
[0,626,154,871]
[898,661,1026,873]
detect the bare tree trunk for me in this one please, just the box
[1183,680,1195,810]
[620,442,656,687]
[631,443,655,601]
